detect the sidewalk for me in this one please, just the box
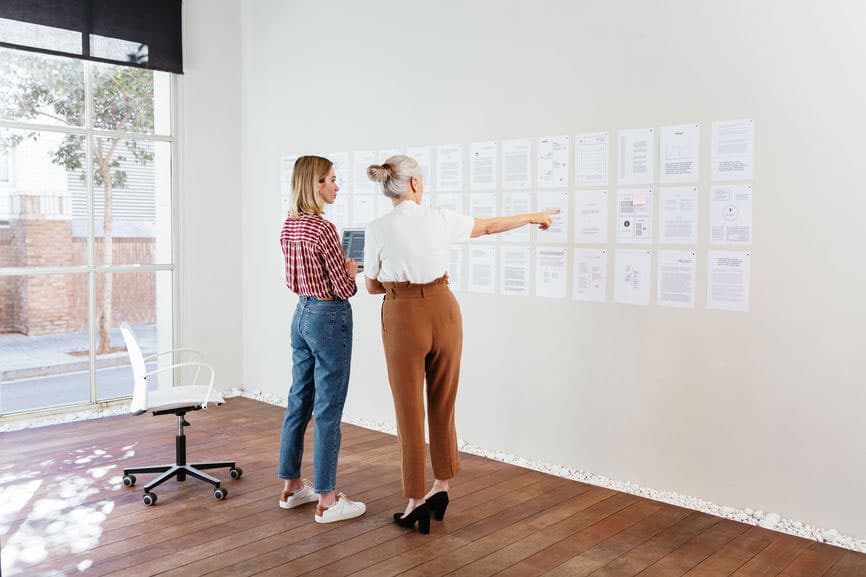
[0,325,156,381]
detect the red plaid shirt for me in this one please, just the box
[281,214,357,300]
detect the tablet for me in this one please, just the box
[341,228,365,272]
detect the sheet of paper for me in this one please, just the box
[437,144,464,192]
[468,246,496,293]
[352,195,376,227]
[353,150,376,194]
[325,194,350,233]
[470,192,497,243]
[657,250,696,308]
[573,248,607,303]
[659,186,698,244]
[280,154,299,221]
[537,135,569,188]
[535,247,568,298]
[618,128,654,185]
[660,124,700,183]
[535,190,569,244]
[500,246,530,296]
[574,189,608,244]
[470,141,497,190]
[375,194,393,218]
[407,145,433,190]
[614,249,653,305]
[707,251,750,312]
[710,184,752,244]
[435,192,463,214]
[501,191,531,242]
[575,131,608,186]
[616,188,653,244]
[327,151,350,191]
[712,119,753,180]
[379,148,402,162]
[448,245,464,291]
[502,138,532,189]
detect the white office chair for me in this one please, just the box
[119,322,242,505]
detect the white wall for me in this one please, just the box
[239,0,866,537]
[178,0,243,387]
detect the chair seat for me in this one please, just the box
[139,386,226,413]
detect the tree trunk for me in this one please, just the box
[97,159,113,355]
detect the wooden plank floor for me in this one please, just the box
[1,397,864,577]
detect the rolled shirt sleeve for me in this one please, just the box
[318,222,357,300]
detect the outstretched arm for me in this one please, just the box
[470,209,559,238]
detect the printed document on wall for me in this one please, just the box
[407,146,433,189]
[614,250,652,306]
[618,128,654,185]
[375,194,393,218]
[659,186,698,244]
[327,152,350,191]
[502,191,531,242]
[657,250,696,308]
[353,151,376,194]
[468,246,496,293]
[448,246,464,292]
[573,248,607,303]
[280,154,299,222]
[708,251,750,312]
[325,194,350,233]
[536,247,568,298]
[470,192,497,243]
[437,144,464,191]
[352,195,376,227]
[710,185,752,244]
[616,188,653,244]
[470,141,497,190]
[575,131,608,186]
[501,246,530,296]
[502,138,532,189]
[712,119,753,180]
[574,189,608,244]
[537,135,569,188]
[535,190,569,244]
[436,192,463,214]
[660,124,699,183]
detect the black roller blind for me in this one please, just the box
[0,0,183,74]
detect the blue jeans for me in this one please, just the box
[278,297,353,493]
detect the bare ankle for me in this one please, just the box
[318,491,336,508]
[284,478,302,492]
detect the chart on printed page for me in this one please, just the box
[500,246,530,296]
[535,190,569,244]
[436,144,464,191]
[470,141,497,190]
[660,124,699,183]
[353,150,376,194]
[502,138,532,189]
[407,145,433,189]
[536,247,568,298]
[468,246,496,293]
[574,189,608,244]
[657,250,696,308]
[616,188,653,244]
[575,131,608,186]
[712,119,753,180]
[659,187,698,244]
[710,185,752,244]
[618,128,654,185]
[708,251,750,312]
[501,191,531,242]
[573,248,607,303]
[537,135,569,188]
[614,249,652,306]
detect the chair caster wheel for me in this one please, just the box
[214,487,228,500]
[229,467,243,480]
[143,492,157,506]
[122,474,136,487]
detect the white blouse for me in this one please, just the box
[364,200,474,284]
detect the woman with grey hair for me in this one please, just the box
[364,154,557,534]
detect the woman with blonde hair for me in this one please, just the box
[364,154,557,533]
[277,155,366,524]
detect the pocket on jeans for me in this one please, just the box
[303,310,336,343]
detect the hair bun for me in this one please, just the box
[367,164,391,183]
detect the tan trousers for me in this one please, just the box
[381,275,462,498]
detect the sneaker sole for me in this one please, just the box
[314,508,366,523]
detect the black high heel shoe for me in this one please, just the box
[425,491,449,520]
[393,503,431,534]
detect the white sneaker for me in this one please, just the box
[279,479,318,509]
[314,493,366,523]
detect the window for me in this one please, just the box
[0,47,176,416]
